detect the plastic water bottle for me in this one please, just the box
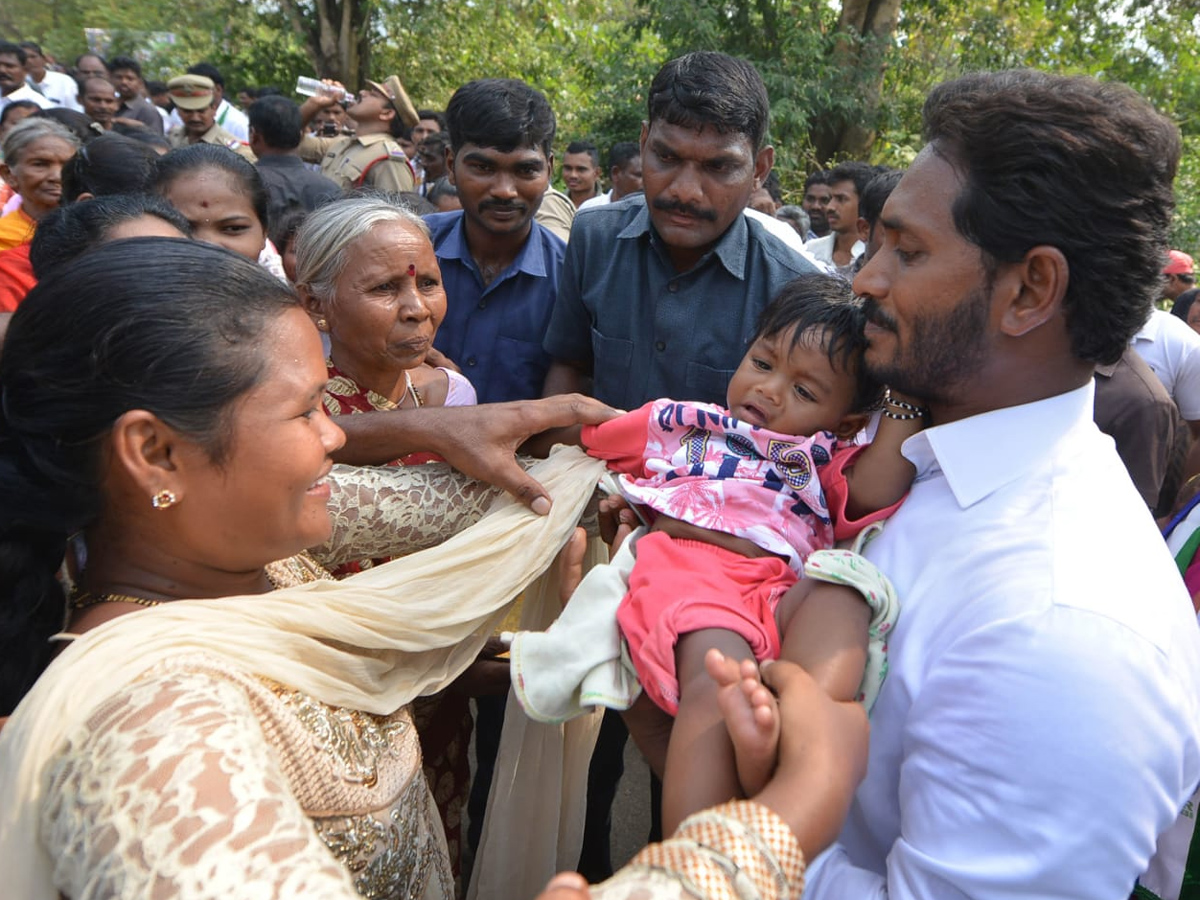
[295,77,353,103]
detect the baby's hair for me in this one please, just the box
[754,274,883,412]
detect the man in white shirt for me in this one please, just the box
[800,69,1200,900]
[803,160,870,275]
[578,141,642,212]
[18,42,78,111]
[0,43,51,115]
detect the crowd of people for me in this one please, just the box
[0,34,1199,900]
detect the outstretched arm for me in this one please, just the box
[332,396,619,513]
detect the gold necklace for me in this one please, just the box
[69,567,286,613]
[404,369,424,408]
[69,590,164,612]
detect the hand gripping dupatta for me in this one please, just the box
[0,446,606,900]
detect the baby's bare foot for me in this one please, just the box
[705,649,781,797]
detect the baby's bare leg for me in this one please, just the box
[706,648,780,796]
[661,628,756,836]
[775,578,870,703]
[621,692,673,779]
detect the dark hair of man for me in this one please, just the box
[187,61,224,90]
[419,130,450,156]
[857,168,903,230]
[923,69,1181,366]
[154,143,271,229]
[1172,289,1200,326]
[248,95,303,150]
[257,86,281,99]
[269,205,307,256]
[108,55,142,78]
[33,107,97,143]
[446,78,556,157]
[397,191,437,215]
[647,51,769,149]
[0,100,40,127]
[0,42,26,66]
[754,273,882,413]
[0,237,297,714]
[18,41,42,57]
[828,160,875,198]
[566,140,599,167]
[389,117,411,141]
[74,52,107,71]
[112,124,171,153]
[418,108,447,130]
[30,193,191,277]
[146,79,169,96]
[62,132,158,201]
[426,175,457,206]
[608,141,638,171]
[804,170,830,191]
[763,170,783,205]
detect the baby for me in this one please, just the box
[518,273,923,832]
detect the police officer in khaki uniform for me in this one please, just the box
[298,74,416,194]
[166,75,256,162]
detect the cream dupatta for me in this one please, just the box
[0,447,606,900]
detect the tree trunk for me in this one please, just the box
[813,0,903,162]
[279,0,371,85]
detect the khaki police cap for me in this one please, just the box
[168,74,216,110]
[364,74,418,128]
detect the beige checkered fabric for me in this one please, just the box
[591,801,805,900]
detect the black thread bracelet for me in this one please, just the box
[882,387,928,420]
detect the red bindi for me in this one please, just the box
[407,264,416,276]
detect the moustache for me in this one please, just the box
[480,200,527,214]
[652,197,718,222]
[859,296,897,332]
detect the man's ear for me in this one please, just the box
[833,411,870,442]
[380,105,396,126]
[856,217,870,244]
[999,245,1069,338]
[753,145,774,189]
[109,409,186,503]
[445,147,457,186]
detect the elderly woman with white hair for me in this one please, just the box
[0,118,80,251]
[294,196,483,877]
[296,197,476,430]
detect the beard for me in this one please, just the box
[861,285,992,405]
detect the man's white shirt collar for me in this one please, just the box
[902,381,1094,509]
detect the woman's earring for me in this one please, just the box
[316,318,328,330]
[151,489,178,510]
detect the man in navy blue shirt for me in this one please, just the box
[425,78,563,404]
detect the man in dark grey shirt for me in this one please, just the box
[542,51,818,410]
[538,51,818,881]
[249,96,340,229]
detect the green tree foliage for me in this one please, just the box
[882,0,1200,248]
[0,0,309,90]
[5,0,1197,239]
[374,0,664,156]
